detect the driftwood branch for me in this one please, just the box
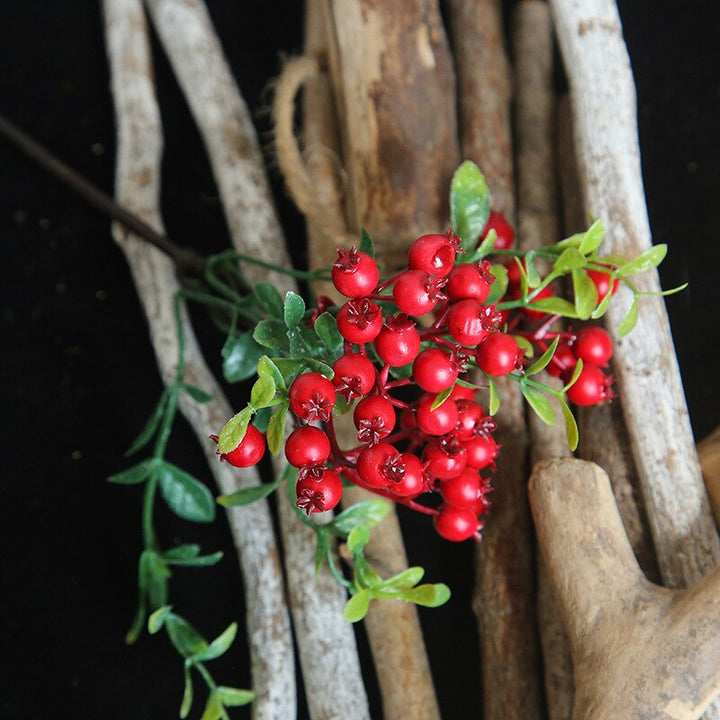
[102,1,295,716]
[698,425,720,525]
[530,458,720,720]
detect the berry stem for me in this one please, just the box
[340,468,439,515]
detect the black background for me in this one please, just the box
[1,2,718,719]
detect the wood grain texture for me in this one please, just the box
[698,425,720,526]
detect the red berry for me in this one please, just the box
[448,384,477,402]
[415,394,459,436]
[434,504,480,541]
[407,234,456,277]
[332,247,380,298]
[413,348,459,393]
[465,435,500,470]
[481,211,514,250]
[374,314,421,366]
[332,352,376,401]
[336,298,383,343]
[284,426,331,467]
[357,442,400,488]
[547,338,577,378]
[445,263,493,303]
[353,395,396,444]
[392,270,445,316]
[476,333,521,376]
[388,453,427,498]
[446,299,497,347]
[423,435,467,480]
[587,269,619,303]
[523,285,554,320]
[288,372,336,422]
[440,468,482,509]
[572,326,613,367]
[295,466,343,514]
[563,362,615,406]
[216,424,266,468]
[454,400,485,441]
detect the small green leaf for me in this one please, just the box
[271,357,308,386]
[559,397,579,451]
[553,247,587,274]
[347,525,371,553]
[222,331,265,383]
[450,160,491,252]
[267,401,289,456]
[166,614,208,659]
[343,589,371,622]
[192,622,237,662]
[563,358,584,392]
[257,355,286,390]
[163,544,202,561]
[618,296,639,337]
[488,377,500,415]
[253,319,289,351]
[579,219,604,255]
[157,462,216,523]
[107,458,156,485]
[250,375,276,409]
[525,252,542,287]
[217,406,253,454]
[180,665,194,719]
[284,291,306,329]
[525,336,560,376]
[314,312,344,355]
[332,499,391,534]
[163,545,224,567]
[124,390,169,456]
[641,282,688,297]
[521,385,557,426]
[139,550,170,612]
[590,281,614,319]
[402,583,451,607]
[382,566,425,590]
[148,605,173,634]
[528,296,579,317]
[431,386,454,410]
[460,228,496,264]
[314,529,331,574]
[572,269,599,320]
[252,407,272,433]
[253,283,284,318]
[200,691,224,720]
[217,466,287,507]
[299,357,335,379]
[514,334,535,359]
[617,244,667,276]
[215,686,255,707]
[359,228,375,258]
[180,383,213,403]
[485,264,508,305]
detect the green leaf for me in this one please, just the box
[525,336,560,376]
[252,407,272,434]
[525,251,542,287]
[314,312,344,355]
[343,589,371,622]
[157,461,216,523]
[347,525,371,553]
[250,375,276,409]
[124,390,169,456]
[450,160,491,252]
[253,282,284,319]
[217,464,289,507]
[562,358,584,392]
[314,528,331,574]
[192,622,237,662]
[200,691,224,720]
[572,269,599,320]
[521,385,557,426]
[300,357,335,378]
[618,296,639,337]
[257,356,287,392]
[180,665,194,719]
[579,219,604,255]
[163,544,202,561]
[617,244,667,276]
[590,281,614,319]
[222,331,265,383]
[559,397,579,451]
[107,458,156,485]
[359,228,375,258]
[485,263,508,305]
[331,499,391,535]
[487,376,500,415]
[163,545,224,567]
[382,566,424,590]
[459,228,496,264]
[253,319,289,351]
[514,334,535,359]
[139,550,170,612]
[284,291,306,329]
[166,614,208,659]
[148,605,173,634]
[403,583,451,607]
[271,357,308,386]
[180,383,213,403]
[267,401,289,456]
[528,296,579,317]
[431,385,454,410]
[217,406,253,454]
[553,247,587,274]
[641,282,688,297]
[215,686,255,707]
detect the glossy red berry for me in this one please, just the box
[423,435,467,480]
[440,468,482,509]
[407,234,456,277]
[434,505,480,541]
[563,362,615,406]
[454,400,485,441]
[284,426,331,467]
[332,352,376,401]
[392,270,445,316]
[295,467,343,514]
[445,262,493,303]
[447,299,496,347]
[464,435,500,470]
[357,442,400,488]
[448,384,477,402]
[547,338,577,378]
[415,394,459,436]
[413,348,459,393]
[476,333,521,376]
[353,395,396,444]
[374,314,421,366]
[288,372,336,422]
[572,326,613,367]
[214,424,266,468]
[587,269,619,303]
[332,247,380,298]
[388,453,427,498]
[336,298,383,343]
[481,211,514,250]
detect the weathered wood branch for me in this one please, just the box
[102,2,295,716]
[698,425,720,525]
[530,458,720,720]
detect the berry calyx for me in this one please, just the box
[285,426,331,467]
[212,425,265,468]
[337,298,383,343]
[332,247,380,298]
[296,466,343,514]
[357,442,401,488]
[353,395,396,444]
[407,234,457,277]
[332,352,377,401]
[288,372,336,422]
[423,435,468,480]
[476,333,521,376]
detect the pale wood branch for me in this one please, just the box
[698,425,720,525]
[102,2,295,716]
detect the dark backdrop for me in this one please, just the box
[1,2,718,719]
